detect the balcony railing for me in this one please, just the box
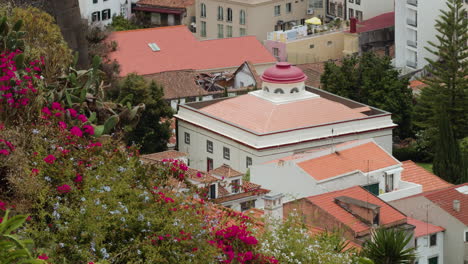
[407,0,417,6]
[407,40,417,48]
[406,60,417,68]
[407,18,417,27]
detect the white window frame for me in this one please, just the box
[184,132,190,144]
[223,147,230,160]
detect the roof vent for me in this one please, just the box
[148,43,160,52]
[455,185,468,194]
[453,200,461,212]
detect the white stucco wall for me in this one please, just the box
[347,0,394,20]
[414,232,444,264]
[395,0,448,72]
[79,0,131,25]
[390,196,467,264]
[234,64,256,88]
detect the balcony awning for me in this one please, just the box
[133,6,184,14]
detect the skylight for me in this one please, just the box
[455,186,468,194]
[148,43,160,52]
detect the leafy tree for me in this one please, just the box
[433,107,467,183]
[109,15,143,31]
[413,0,467,141]
[361,228,416,264]
[117,74,173,153]
[321,53,413,139]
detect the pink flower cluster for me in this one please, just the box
[161,159,189,180]
[57,184,71,194]
[41,102,94,139]
[0,138,15,156]
[0,50,42,109]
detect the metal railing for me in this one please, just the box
[406,60,417,68]
[407,18,417,27]
[407,0,417,6]
[407,40,417,48]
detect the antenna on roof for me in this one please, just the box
[331,128,338,154]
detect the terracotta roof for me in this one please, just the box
[409,80,428,95]
[198,93,369,134]
[137,0,194,8]
[218,185,230,197]
[186,168,218,183]
[141,150,187,162]
[244,208,265,219]
[295,62,326,88]
[407,217,445,238]
[306,186,407,234]
[354,12,394,33]
[424,183,468,226]
[211,164,243,178]
[213,187,270,203]
[401,161,452,192]
[108,26,276,76]
[143,70,208,100]
[298,142,399,181]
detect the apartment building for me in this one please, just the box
[194,0,326,41]
[395,0,467,74]
[327,0,394,21]
[78,0,133,25]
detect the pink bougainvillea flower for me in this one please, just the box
[0,149,10,155]
[37,253,49,260]
[43,154,56,164]
[57,184,71,194]
[41,107,51,116]
[58,121,67,130]
[67,108,77,118]
[82,125,94,135]
[77,114,87,123]
[51,102,62,110]
[74,174,83,183]
[31,168,39,175]
[70,126,83,137]
[0,201,6,211]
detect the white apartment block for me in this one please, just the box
[328,0,394,21]
[395,0,467,74]
[78,0,134,25]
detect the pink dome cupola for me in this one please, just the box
[261,62,307,84]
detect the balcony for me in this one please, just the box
[407,0,417,6]
[407,18,417,27]
[406,60,417,68]
[379,181,422,202]
[407,40,417,48]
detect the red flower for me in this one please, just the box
[43,154,56,164]
[37,253,49,260]
[77,114,87,123]
[0,201,6,211]
[83,125,94,135]
[67,108,77,118]
[57,184,71,194]
[0,149,9,155]
[58,121,67,130]
[70,126,83,137]
[31,168,39,175]
[74,174,83,183]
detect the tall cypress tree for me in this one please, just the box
[414,0,468,140]
[433,106,467,184]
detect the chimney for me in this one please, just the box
[350,17,357,33]
[453,200,460,212]
[335,196,380,226]
[263,193,284,223]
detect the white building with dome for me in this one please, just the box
[175,62,396,173]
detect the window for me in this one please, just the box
[223,147,230,160]
[201,3,206,17]
[240,10,246,25]
[385,173,394,192]
[240,28,246,36]
[274,5,281,16]
[309,44,315,48]
[226,25,232,37]
[217,24,224,38]
[209,184,216,199]
[309,0,323,8]
[246,156,252,168]
[201,21,207,37]
[206,140,213,153]
[356,0,360,4]
[93,0,98,3]
[414,238,418,248]
[184,132,190,144]
[337,5,343,17]
[349,8,354,18]
[290,87,299,93]
[286,3,292,13]
[356,10,363,21]
[91,11,100,22]
[465,231,468,242]
[349,0,353,2]
[274,88,284,94]
[428,256,438,264]
[373,212,379,225]
[327,40,333,46]
[227,8,233,22]
[231,179,240,193]
[240,200,255,211]
[430,234,437,246]
[217,6,223,20]
[102,9,111,20]
[207,157,213,171]
[273,48,279,57]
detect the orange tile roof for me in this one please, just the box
[407,217,445,238]
[298,142,399,181]
[137,0,194,8]
[211,164,243,178]
[199,94,369,133]
[108,26,276,76]
[401,161,452,192]
[306,186,407,234]
[424,183,468,226]
[141,150,187,162]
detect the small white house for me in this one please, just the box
[407,217,444,264]
[78,0,133,25]
[250,139,423,203]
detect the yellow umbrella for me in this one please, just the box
[305,17,322,25]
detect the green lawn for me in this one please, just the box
[416,162,433,173]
